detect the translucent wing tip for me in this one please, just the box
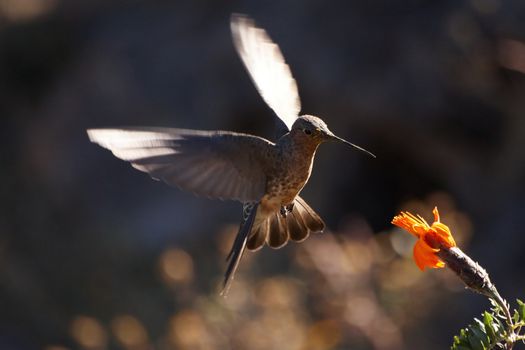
[229,13,301,131]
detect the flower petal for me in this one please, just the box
[392,212,430,239]
[432,222,456,248]
[413,238,445,270]
[432,207,440,222]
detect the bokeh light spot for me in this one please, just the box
[159,248,194,285]
[168,309,210,348]
[70,315,107,349]
[111,314,149,349]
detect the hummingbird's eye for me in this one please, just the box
[303,129,312,135]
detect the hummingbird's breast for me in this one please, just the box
[262,135,319,210]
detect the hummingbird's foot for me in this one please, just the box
[280,203,294,218]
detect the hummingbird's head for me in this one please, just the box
[291,115,376,157]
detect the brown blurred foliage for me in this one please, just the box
[1,0,525,349]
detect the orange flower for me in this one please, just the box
[392,207,456,270]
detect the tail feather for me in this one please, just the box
[251,196,324,250]
[267,213,289,248]
[247,218,268,251]
[287,210,309,242]
[221,202,259,296]
[294,196,325,233]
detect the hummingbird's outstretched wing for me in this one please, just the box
[87,127,271,202]
[231,14,301,131]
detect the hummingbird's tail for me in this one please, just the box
[247,196,325,251]
[221,197,324,295]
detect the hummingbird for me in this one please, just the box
[87,14,374,294]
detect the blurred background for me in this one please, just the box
[1,0,525,349]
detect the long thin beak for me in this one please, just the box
[327,133,376,158]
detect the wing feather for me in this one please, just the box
[87,127,273,202]
[231,14,300,130]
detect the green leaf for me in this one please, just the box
[513,309,520,323]
[451,308,513,350]
[453,335,466,346]
[452,328,472,349]
[483,312,497,341]
[467,332,486,350]
[474,318,486,333]
[468,323,490,350]
[517,299,525,322]
[455,332,470,346]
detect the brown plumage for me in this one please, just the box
[87,14,374,295]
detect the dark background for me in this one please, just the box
[1,0,524,349]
